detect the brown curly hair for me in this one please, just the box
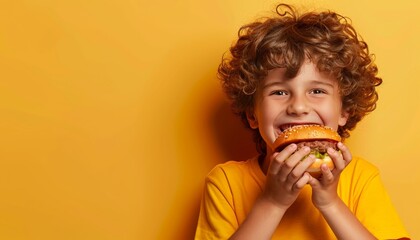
[218,4,382,155]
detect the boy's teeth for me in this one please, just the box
[281,124,296,131]
[281,125,291,131]
[280,123,319,132]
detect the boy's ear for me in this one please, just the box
[338,109,350,127]
[246,110,259,129]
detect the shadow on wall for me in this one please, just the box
[158,33,257,237]
[168,90,257,239]
[209,99,258,161]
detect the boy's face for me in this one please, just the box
[246,60,349,151]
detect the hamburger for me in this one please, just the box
[273,124,341,177]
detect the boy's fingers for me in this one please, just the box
[268,153,284,174]
[279,146,311,181]
[328,147,345,171]
[293,172,311,191]
[307,172,319,187]
[320,164,334,183]
[337,142,352,164]
[268,144,297,174]
[287,154,315,183]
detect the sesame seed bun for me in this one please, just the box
[273,125,342,177]
[273,125,341,150]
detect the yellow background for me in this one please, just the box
[0,0,419,239]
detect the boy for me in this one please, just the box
[195,3,410,240]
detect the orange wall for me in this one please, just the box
[0,0,419,239]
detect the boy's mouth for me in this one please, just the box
[278,123,321,133]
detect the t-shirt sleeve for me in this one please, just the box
[354,169,410,240]
[195,166,238,240]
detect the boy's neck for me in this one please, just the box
[258,152,271,175]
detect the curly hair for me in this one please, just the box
[218,4,382,155]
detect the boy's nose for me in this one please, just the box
[286,96,310,116]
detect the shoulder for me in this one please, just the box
[341,158,411,239]
[204,157,264,190]
[338,156,381,197]
[206,158,256,182]
[342,156,379,178]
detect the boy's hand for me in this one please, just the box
[261,144,315,210]
[308,142,352,210]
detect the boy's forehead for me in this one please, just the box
[266,67,288,79]
[263,63,336,83]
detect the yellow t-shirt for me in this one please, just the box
[195,156,410,239]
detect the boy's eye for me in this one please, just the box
[270,90,288,96]
[310,89,327,94]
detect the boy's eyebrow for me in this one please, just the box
[310,80,335,88]
[262,80,335,89]
[262,81,284,89]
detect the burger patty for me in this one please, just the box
[296,140,337,153]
